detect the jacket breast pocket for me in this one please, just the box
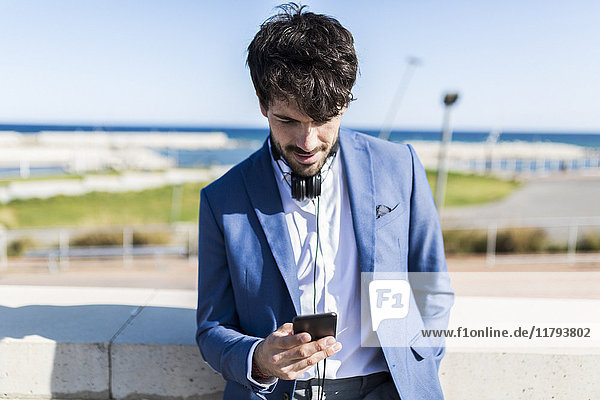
[375,202,405,229]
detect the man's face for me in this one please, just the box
[261,98,345,178]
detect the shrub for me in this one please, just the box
[495,228,547,253]
[71,233,122,247]
[577,232,600,252]
[132,232,170,246]
[443,228,554,254]
[71,231,171,247]
[7,237,35,257]
[443,230,488,254]
[545,243,568,253]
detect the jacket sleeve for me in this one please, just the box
[195,188,277,394]
[406,144,455,368]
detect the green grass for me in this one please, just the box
[0,182,206,228]
[426,170,521,207]
[0,171,520,228]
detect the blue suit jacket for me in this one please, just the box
[196,129,454,400]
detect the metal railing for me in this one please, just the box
[0,222,197,271]
[2,217,599,271]
[442,216,600,265]
[448,157,600,176]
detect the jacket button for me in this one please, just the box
[282,393,290,400]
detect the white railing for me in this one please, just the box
[0,222,197,271]
[451,157,600,176]
[2,217,599,270]
[441,216,600,265]
[409,140,600,176]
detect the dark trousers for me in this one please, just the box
[293,371,400,400]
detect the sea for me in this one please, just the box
[2,123,600,174]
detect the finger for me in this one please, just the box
[273,323,294,336]
[271,331,312,349]
[282,340,343,375]
[268,337,333,370]
[267,338,342,380]
[279,336,341,364]
[270,323,311,348]
[303,339,342,366]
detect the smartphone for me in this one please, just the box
[292,312,337,341]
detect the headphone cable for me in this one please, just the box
[313,196,326,400]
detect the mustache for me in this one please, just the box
[285,145,327,155]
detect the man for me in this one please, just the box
[196,4,454,399]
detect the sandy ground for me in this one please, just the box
[446,255,600,299]
[1,255,599,300]
[0,258,199,290]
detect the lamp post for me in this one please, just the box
[434,92,460,212]
[378,57,422,141]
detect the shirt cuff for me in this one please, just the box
[247,339,278,389]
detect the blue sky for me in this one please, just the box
[0,0,599,132]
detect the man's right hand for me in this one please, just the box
[253,322,342,381]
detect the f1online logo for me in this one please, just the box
[368,280,410,331]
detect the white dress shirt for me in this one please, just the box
[256,139,388,381]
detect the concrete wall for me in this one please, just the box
[1,285,599,399]
[0,286,225,400]
[441,351,600,399]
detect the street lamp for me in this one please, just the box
[378,57,422,141]
[434,92,460,212]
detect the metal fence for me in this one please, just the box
[441,216,600,265]
[449,156,600,176]
[2,217,599,271]
[0,222,197,272]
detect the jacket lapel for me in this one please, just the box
[241,140,301,315]
[339,129,376,273]
[241,131,376,311]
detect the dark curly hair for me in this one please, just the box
[247,3,358,122]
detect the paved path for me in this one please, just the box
[441,173,600,222]
[2,256,599,299]
[0,258,198,290]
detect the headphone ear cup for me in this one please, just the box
[291,174,322,201]
[291,175,305,201]
[311,175,321,198]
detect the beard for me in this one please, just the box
[270,132,339,178]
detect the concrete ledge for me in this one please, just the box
[111,344,223,400]
[2,286,600,399]
[0,286,225,400]
[0,340,109,400]
[441,351,600,399]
